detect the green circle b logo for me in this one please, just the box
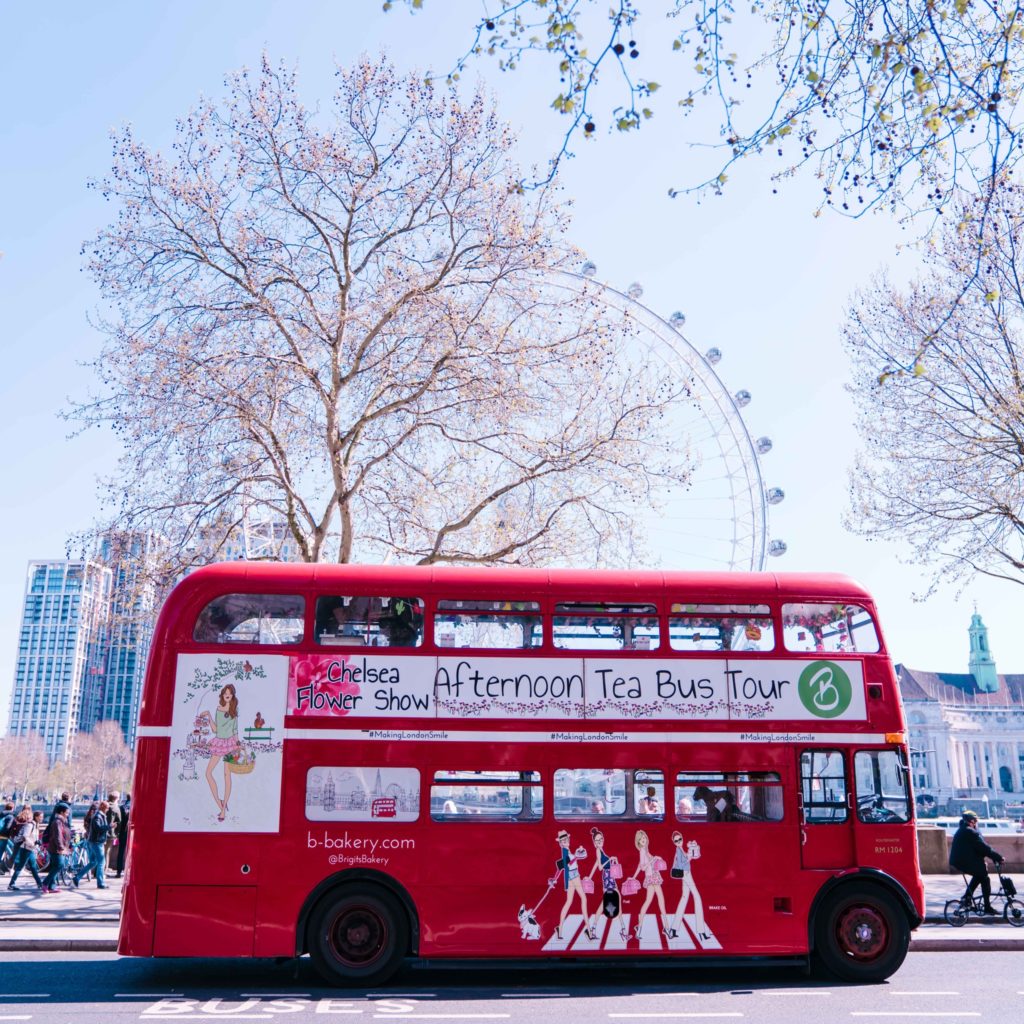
[798,661,853,719]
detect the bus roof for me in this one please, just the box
[169,563,875,605]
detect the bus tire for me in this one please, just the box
[813,883,909,983]
[308,887,408,987]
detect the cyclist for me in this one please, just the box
[950,810,1004,914]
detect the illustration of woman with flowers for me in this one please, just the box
[631,829,669,939]
[199,683,240,822]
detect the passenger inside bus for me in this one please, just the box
[315,596,422,647]
[693,785,739,822]
[639,786,662,814]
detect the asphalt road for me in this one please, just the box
[0,951,1021,1024]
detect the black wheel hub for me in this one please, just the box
[329,905,388,967]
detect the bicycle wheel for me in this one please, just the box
[944,898,968,927]
[1004,897,1024,927]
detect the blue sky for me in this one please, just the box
[1,1,1020,728]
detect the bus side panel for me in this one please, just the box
[153,885,257,956]
[119,735,171,956]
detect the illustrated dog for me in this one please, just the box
[517,904,541,940]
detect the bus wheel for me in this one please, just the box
[814,885,909,983]
[308,888,408,987]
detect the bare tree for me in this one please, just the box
[72,723,133,799]
[75,55,694,575]
[844,181,1024,589]
[0,734,49,803]
[392,0,1022,217]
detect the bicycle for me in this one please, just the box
[944,873,1024,927]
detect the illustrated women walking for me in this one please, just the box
[631,829,669,939]
[199,683,240,822]
[555,829,593,940]
[587,827,626,939]
[666,830,709,942]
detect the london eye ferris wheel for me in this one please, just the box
[544,265,785,573]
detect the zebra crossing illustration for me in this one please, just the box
[541,913,721,952]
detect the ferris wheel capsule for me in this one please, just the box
[768,540,788,557]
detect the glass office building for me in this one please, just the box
[8,560,113,763]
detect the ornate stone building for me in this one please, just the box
[898,612,1024,817]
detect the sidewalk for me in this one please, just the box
[0,873,1020,953]
[0,866,122,950]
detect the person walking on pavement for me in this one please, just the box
[47,793,73,836]
[73,800,110,889]
[7,808,44,890]
[41,802,72,893]
[114,794,130,877]
[0,802,16,875]
[950,810,1004,914]
[105,792,125,874]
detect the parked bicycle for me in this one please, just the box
[944,874,1024,926]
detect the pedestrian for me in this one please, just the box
[950,809,1004,914]
[55,792,73,833]
[73,800,110,889]
[105,792,125,873]
[6,809,44,890]
[41,803,72,893]
[114,794,130,877]
[0,802,16,875]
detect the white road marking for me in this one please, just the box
[499,994,570,998]
[0,1016,32,1021]
[240,993,312,997]
[139,1017,268,1021]
[890,994,961,997]
[373,1016,510,1020]
[0,996,48,999]
[608,1015,744,1019]
[765,991,831,996]
[369,994,436,999]
[117,994,180,998]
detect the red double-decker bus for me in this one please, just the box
[120,564,923,984]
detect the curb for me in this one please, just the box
[0,937,118,951]
[910,935,1024,952]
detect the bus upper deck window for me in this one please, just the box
[782,603,880,653]
[434,600,542,649]
[315,596,424,648]
[193,594,305,645]
[668,604,774,652]
[552,602,660,651]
